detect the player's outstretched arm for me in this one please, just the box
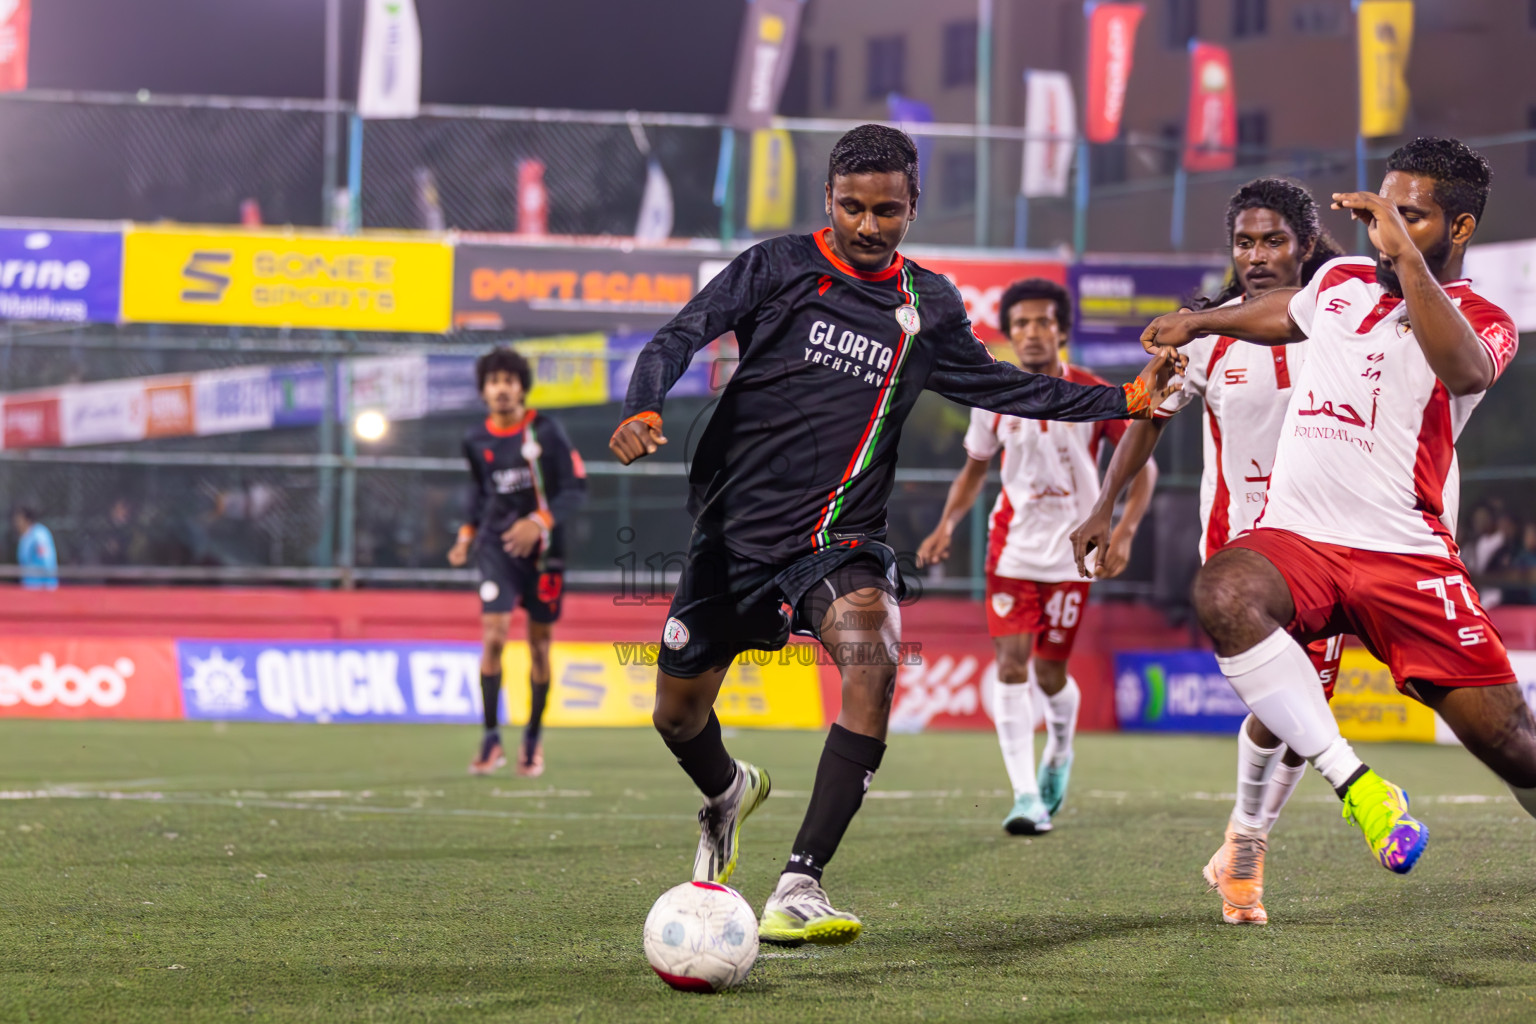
[1332,190,1502,396]
[1069,418,1167,579]
[1141,288,1302,352]
[915,456,990,568]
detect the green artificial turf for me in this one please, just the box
[2,722,1534,1023]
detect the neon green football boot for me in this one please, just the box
[758,871,863,947]
[692,759,771,885]
[1341,769,1428,874]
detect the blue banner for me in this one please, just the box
[270,362,329,428]
[1069,261,1229,366]
[177,640,483,723]
[607,331,718,400]
[426,354,481,415]
[1114,650,1249,733]
[0,227,123,324]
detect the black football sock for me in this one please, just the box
[523,681,550,757]
[783,724,886,882]
[479,672,502,735]
[662,711,737,799]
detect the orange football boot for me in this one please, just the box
[1203,829,1267,909]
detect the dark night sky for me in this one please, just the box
[27,0,744,112]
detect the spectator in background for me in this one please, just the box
[13,506,58,590]
[1509,522,1536,607]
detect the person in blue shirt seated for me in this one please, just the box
[13,505,58,590]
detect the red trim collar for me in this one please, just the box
[814,228,905,282]
[486,409,536,437]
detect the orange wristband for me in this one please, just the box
[529,509,554,530]
[1122,378,1150,417]
[457,524,477,542]
[617,411,663,433]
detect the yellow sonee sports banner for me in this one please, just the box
[1331,647,1438,743]
[1357,0,1413,139]
[123,227,453,332]
[501,641,825,730]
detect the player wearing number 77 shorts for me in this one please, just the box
[1141,138,1536,880]
[917,278,1158,836]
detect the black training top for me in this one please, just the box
[461,409,586,559]
[622,229,1130,563]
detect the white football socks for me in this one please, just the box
[1230,716,1281,837]
[1039,674,1080,769]
[994,680,1040,798]
[1261,761,1307,832]
[1216,629,1363,796]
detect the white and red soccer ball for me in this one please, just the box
[642,881,759,993]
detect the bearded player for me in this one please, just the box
[449,346,587,777]
[609,125,1179,947]
[1074,178,1344,924]
[916,278,1156,836]
[1140,138,1536,884]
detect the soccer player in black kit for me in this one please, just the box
[610,125,1178,946]
[449,346,586,777]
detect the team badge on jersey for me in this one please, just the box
[894,303,921,335]
[663,617,691,650]
[990,592,1015,617]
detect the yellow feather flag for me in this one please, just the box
[746,129,797,233]
[1357,0,1414,138]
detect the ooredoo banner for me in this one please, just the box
[453,244,705,332]
[0,638,182,719]
[0,226,123,323]
[920,255,1069,345]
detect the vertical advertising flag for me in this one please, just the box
[746,129,796,232]
[517,159,549,236]
[1182,42,1236,172]
[1357,0,1413,138]
[886,93,934,192]
[0,0,28,92]
[726,0,804,131]
[1020,70,1076,198]
[1083,2,1144,144]
[358,0,422,119]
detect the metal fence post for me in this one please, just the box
[338,354,357,588]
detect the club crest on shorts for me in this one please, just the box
[479,581,500,603]
[894,303,921,335]
[991,592,1015,617]
[663,617,690,650]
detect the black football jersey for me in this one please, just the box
[461,410,586,559]
[622,229,1130,562]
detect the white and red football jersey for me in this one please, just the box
[1156,296,1311,561]
[964,365,1128,582]
[1258,256,1518,556]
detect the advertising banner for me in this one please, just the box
[0,226,122,323]
[726,0,804,132]
[889,650,998,733]
[194,365,275,436]
[177,640,485,723]
[502,641,824,730]
[922,255,1069,345]
[1183,42,1236,173]
[1331,646,1439,743]
[1083,2,1145,144]
[1069,260,1228,365]
[453,244,704,332]
[358,0,422,119]
[60,379,147,447]
[270,363,329,428]
[746,129,796,233]
[1465,239,1536,333]
[606,331,718,401]
[0,638,182,720]
[2,392,60,448]
[144,378,195,438]
[1021,70,1076,199]
[349,354,429,421]
[1114,650,1249,733]
[0,0,28,93]
[517,334,610,408]
[1357,0,1413,138]
[123,228,452,333]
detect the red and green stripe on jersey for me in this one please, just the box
[811,263,919,550]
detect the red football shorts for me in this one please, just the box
[1226,528,1515,691]
[1306,634,1346,700]
[984,575,1091,660]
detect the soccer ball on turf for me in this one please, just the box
[642,881,759,992]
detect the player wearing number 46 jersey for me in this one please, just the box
[1144,138,1536,879]
[1078,178,1348,925]
[609,125,1181,949]
[918,278,1157,837]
